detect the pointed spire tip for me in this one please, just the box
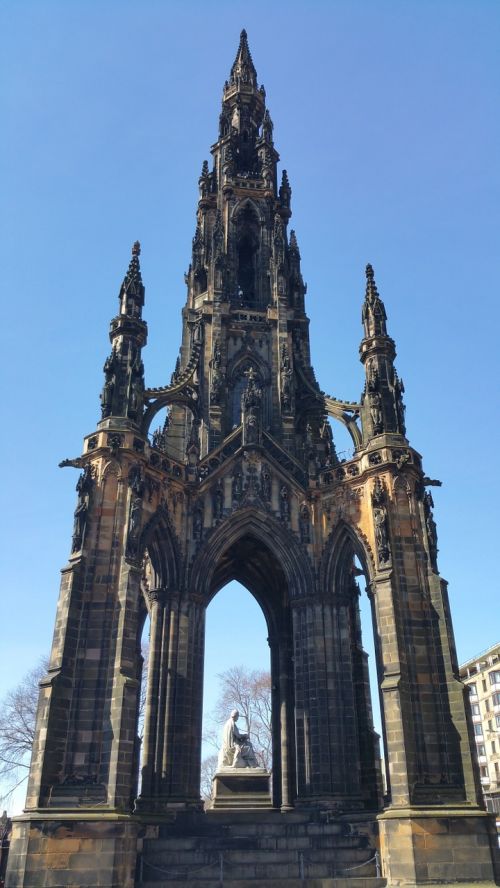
[132,241,141,257]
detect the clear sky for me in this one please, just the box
[1,0,499,810]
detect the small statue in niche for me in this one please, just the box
[241,367,262,446]
[71,465,93,553]
[280,484,290,522]
[393,370,406,436]
[280,343,293,412]
[232,469,243,502]
[218,709,259,770]
[193,504,203,541]
[261,464,272,502]
[245,411,259,444]
[213,480,224,521]
[372,479,391,566]
[128,464,145,497]
[100,353,116,418]
[369,390,383,435]
[126,496,142,559]
[299,505,311,544]
[210,338,223,405]
[423,491,438,569]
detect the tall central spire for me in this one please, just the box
[229,28,258,88]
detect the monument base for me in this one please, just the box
[211,768,272,809]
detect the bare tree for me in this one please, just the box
[212,665,272,770]
[200,753,219,803]
[201,665,272,801]
[0,659,47,806]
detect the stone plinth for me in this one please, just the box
[211,768,272,809]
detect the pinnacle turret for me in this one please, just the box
[100,243,147,427]
[119,241,144,318]
[359,264,406,444]
[362,263,387,338]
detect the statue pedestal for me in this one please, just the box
[211,768,272,809]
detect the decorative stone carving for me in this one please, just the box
[392,449,410,470]
[107,433,123,455]
[71,465,93,553]
[152,412,170,452]
[145,476,160,504]
[87,436,97,451]
[372,478,391,567]
[368,451,382,465]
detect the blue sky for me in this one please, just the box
[1,0,499,807]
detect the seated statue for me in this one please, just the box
[218,709,259,769]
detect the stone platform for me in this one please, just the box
[211,768,272,809]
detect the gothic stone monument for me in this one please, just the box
[6,30,499,888]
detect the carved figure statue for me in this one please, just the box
[299,505,310,543]
[213,481,224,520]
[369,390,383,435]
[261,465,272,502]
[71,466,93,553]
[232,470,243,501]
[193,505,203,541]
[126,496,142,559]
[280,484,290,522]
[217,709,259,769]
[374,507,391,565]
[423,491,438,568]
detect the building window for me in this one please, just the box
[496,714,500,729]
[489,670,500,686]
[471,703,480,716]
[480,765,489,778]
[474,724,483,737]
[492,692,500,707]
[483,679,488,692]
[468,682,477,697]
[478,744,486,756]
[492,741,496,754]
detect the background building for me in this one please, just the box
[460,642,500,815]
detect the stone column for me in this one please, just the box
[107,562,143,811]
[137,589,164,805]
[278,638,293,810]
[369,573,412,806]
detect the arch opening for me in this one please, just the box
[324,527,385,810]
[201,581,272,804]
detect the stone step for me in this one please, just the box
[144,847,372,866]
[140,854,380,883]
[140,878,386,888]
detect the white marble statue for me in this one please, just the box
[218,709,259,769]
